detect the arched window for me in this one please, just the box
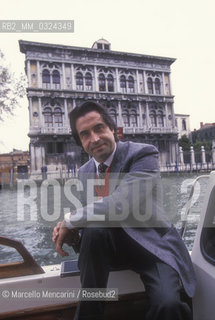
[99,73,106,91]
[147,77,153,94]
[120,75,126,93]
[128,76,134,93]
[54,107,63,127]
[85,73,93,91]
[52,70,60,84]
[42,69,50,89]
[150,110,157,127]
[44,107,52,127]
[155,78,161,94]
[130,110,137,127]
[182,119,187,130]
[157,111,164,127]
[109,108,117,123]
[122,110,130,127]
[52,70,60,89]
[76,72,84,90]
[107,74,114,92]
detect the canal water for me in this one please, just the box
[0,173,210,266]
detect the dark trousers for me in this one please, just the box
[74,228,192,320]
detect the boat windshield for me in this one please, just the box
[200,185,215,265]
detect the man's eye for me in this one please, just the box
[95,125,103,132]
[80,132,89,138]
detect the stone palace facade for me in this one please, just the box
[19,39,178,174]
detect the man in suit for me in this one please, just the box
[53,101,195,320]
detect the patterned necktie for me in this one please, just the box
[98,163,108,178]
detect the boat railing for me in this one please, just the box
[0,236,44,279]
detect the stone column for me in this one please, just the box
[190,146,195,170]
[35,146,42,171]
[71,64,75,90]
[30,143,36,172]
[94,65,99,91]
[171,142,177,165]
[41,145,46,167]
[164,102,168,127]
[62,63,66,89]
[29,97,33,128]
[118,101,123,126]
[115,68,120,92]
[27,60,31,87]
[136,70,140,94]
[72,98,76,109]
[179,146,184,171]
[162,72,165,95]
[64,98,69,128]
[201,145,207,169]
[37,61,41,87]
[38,98,43,128]
[143,70,148,94]
[170,103,176,129]
[145,102,150,128]
[179,146,184,164]
[138,101,143,127]
[168,73,172,95]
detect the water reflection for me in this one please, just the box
[0,173,209,266]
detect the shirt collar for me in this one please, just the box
[93,145,116,175]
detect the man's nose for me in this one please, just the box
[90,132,100,143]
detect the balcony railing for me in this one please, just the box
[29,126,177,136]
[123,126,178,134]
[29,126,70,135]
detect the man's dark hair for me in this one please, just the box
[69,101,119,146]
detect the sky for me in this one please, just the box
[0,0,214,153]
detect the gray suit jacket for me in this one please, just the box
[70,141,196,298]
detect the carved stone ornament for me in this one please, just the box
[31,138,40,147]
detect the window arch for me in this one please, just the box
[107,74,114,92]
[130,110,137,127]
[182,119,187,130]
[44,107,52,127]
[147,77,153,94]
[54,107,63,127]
[109,108,117,123]
[150,110,157,127]
[76,72,84,90]
[122,110,130,127]
[155,78,161,94]
[128,76,135,93]
[52,70,60,89]
[120,75,126,93]
[85,73,93,91]
[42,69,50,88]
[99,73,106,91]
[157,110,164,127]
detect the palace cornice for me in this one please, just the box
[19,40,176,68]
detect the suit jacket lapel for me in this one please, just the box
[108,141,125,193]
[79,159,96,189]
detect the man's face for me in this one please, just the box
[76,111,116,162]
